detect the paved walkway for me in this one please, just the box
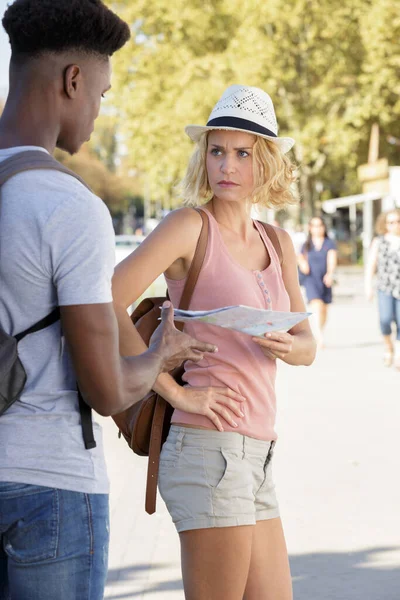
[100,268,400,599]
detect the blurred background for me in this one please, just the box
[1,0,400,267]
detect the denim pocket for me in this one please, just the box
[0,482,33,494]
[5,488,59,564]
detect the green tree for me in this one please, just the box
[221,0,368,216]
[7,1,400,217]
[89,114,119,173]
[55,145,132,215]
[107,0,377,217]
[353,0,400,165]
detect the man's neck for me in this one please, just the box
[0,94,58,154]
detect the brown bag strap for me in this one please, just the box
[259,222,283,266]
[145,397,169,514]
[145,207,209,515]
[0,150,91,190]
[178,208,209,312]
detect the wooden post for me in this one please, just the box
[368,123,380,164]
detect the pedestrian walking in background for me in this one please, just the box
[113,84,316,600]
[298,216,337,348]
[0,2,218,599]
[365,208,400,369]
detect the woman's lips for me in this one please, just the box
[218,181,239,187]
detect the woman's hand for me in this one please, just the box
[323,273,334,287]
[252,331,294,361]
[365,287,374,302]
[297,254,310,275]
[168,385,246,432]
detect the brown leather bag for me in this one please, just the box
[112,211,282,514]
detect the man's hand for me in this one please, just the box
[149,301,217,372]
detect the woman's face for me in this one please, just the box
[385,211,400,236]
[206,130,256,203]
[309,218,326,237]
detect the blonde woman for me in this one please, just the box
[113,85,316,600]
[366,208,400,368]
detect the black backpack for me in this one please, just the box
[0,150,97,449]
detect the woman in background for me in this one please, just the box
[365,208,400,368]
[298,216,337,348]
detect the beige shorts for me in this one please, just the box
[158,425,279,533]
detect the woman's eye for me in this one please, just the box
[238,150,249,158]
[211,148,222,156]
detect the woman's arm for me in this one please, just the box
[323,247,338,288]
[365,237,379,300]
[297,252,310,275]
[113,208,202,378]
[112,208,246,430]
[253,228,317,366]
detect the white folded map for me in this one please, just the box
[173,305,311,337]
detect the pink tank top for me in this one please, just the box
[165,208,290,441]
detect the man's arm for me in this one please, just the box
[49,193,215,417]
[61,301,216,417]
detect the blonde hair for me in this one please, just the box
[180,132,297,208]
[375,208,400,235]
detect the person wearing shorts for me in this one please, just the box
[113,85,317,600]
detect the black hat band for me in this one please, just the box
[206,116,277,138]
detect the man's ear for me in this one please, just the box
[63,65,81,99]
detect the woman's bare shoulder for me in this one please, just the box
[161,206,204,237]
[145,207,205,265]
[273,225,291,242]
[165,206,203,224]
[136,206,201,244]
[271,225,294,254]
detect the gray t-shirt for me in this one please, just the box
[0,146,115,494]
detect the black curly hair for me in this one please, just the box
[2,0,131,61]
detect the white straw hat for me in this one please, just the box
[185,84,295,153]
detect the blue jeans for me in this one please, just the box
[0,483,109,600]
[378,290,400,340]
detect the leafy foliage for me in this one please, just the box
[107,0,399,217]
[54,145,134,215]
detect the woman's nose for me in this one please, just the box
[221,155,235,174]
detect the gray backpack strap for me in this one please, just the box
[0,150,91,190]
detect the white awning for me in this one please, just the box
[322,192,382,214]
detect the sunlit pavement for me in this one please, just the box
[100,267,400,600]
